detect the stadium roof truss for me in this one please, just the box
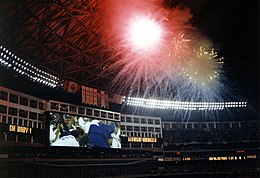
[0,0,112,89]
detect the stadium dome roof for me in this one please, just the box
[0,0,112,90]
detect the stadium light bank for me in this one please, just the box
[124,96,247,110]
[0,45,60,88]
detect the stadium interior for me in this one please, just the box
[0,0,259,178]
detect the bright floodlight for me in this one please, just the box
[125,97,247,110]
[128,16,162,51]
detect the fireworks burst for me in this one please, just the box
[99,0,170,96]
[127,15,162,53]
[183,47,224,87]
[98,0,227,103]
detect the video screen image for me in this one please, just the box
[49,112,121,148]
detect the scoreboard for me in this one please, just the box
[9,124,32,134]
[0,122,45,145]
[0,123,33,135]
[127,137,157,143]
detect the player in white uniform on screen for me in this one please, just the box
[51,127,84,147]
[111,127,121,148]
[78,117,100,134]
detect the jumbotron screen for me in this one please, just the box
[49,112,121,149]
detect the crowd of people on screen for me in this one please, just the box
[49,114,121,148]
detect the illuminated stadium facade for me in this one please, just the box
[0,0,259,178]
